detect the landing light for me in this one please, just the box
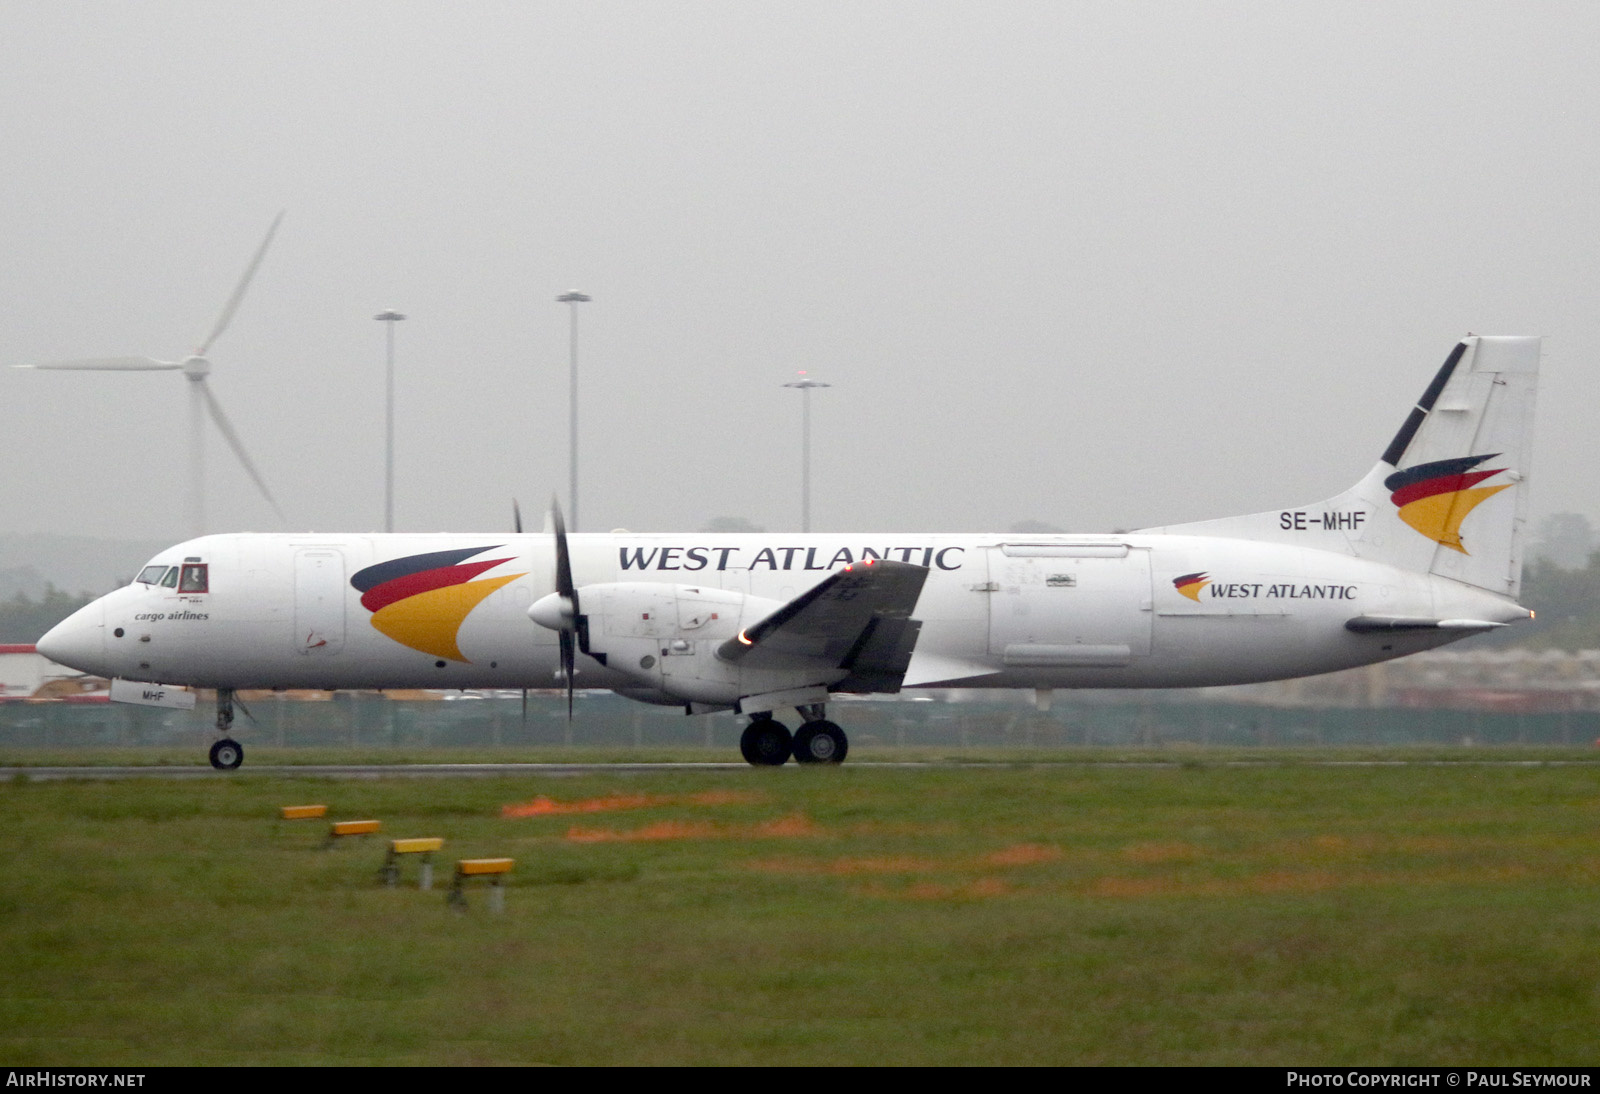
[737,630,752,646]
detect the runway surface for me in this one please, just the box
[5,759,1600,780]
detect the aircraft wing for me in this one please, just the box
[717,560,929,690]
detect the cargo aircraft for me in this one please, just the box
[38,335,1540,769]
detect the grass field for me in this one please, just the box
[4,752,1600,1065]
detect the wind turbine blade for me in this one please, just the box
[195,210,284,356]
[18,356,181,371]
[198,380,286,524]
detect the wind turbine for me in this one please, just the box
[17,212,289,536]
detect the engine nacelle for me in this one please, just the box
[529,582,845,708]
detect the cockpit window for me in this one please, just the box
[178,563,209,594]
[136,565,167,585]
[159,567,180,588]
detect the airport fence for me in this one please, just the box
[1,692,1597,750]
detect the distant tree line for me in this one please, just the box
[1472,553,1600,652]
[0,586,96,644]
[1472,513,1600,651]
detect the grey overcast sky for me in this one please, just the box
[2,2,1597,544]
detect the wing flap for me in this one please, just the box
[718,560,929,676]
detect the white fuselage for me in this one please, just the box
[41,530,1529,697]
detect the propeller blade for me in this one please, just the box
[549,497,579,721]
[551,496,575,603]
[17,356,181,371]
[559,629,575,721]
[198,380,286,524]
[513,498,523,534]
[195,210,284,356]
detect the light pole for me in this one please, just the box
[557,291,591,530]
[783,372,830,532]
[373,309,406,532]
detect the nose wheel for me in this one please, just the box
[209,737,244,770]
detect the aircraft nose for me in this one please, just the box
[36,598,106,675]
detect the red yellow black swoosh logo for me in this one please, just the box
[350,546,526,661]
[1173,572,1210,601]
[1383,455,1511,555]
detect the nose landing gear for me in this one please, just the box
[208,688,244,771]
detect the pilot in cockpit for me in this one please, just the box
[134,562,208,594]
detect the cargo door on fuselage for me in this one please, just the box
[294,548,346,656]
[987,543,1152,668]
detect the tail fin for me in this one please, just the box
[1142,335,1540,597]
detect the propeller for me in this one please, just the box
[15,212,287,535]
[552,497,580,720]
[527,497,590,719]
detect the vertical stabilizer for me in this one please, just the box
[1141,336,1540,597]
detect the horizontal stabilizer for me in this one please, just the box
[718,559,928,673]
[1344,616,1506,634]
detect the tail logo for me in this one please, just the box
[1384,455,1512,555]
[350,546,526,662]
[1173,572,1211,601]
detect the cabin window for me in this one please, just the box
[136,565,167,585]
[179,564,209,594]
[159,567,180,588]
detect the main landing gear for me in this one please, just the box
[208,688,244,771]
[739,705,848,766]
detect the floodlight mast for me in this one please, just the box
[557,291,591,531]
[783,373,830,533]
[373,309,407,533]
